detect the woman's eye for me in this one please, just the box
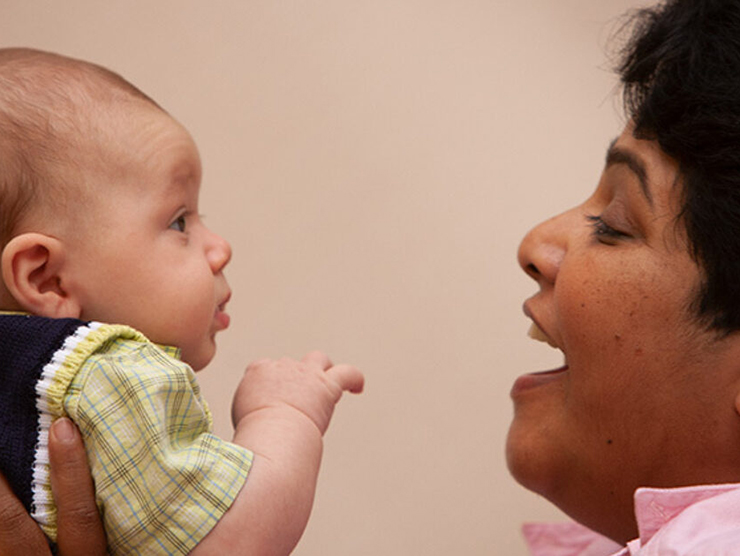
[586,214,629,242]
[169,215,187,233]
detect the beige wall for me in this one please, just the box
[2,2,638,554]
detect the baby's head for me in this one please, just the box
[0,48,232,370]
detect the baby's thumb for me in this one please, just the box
[326,364,364,394]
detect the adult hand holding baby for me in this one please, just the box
[0,418,106,556]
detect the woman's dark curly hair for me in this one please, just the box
[617,0,740,333]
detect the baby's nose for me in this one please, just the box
[207,232,232,272]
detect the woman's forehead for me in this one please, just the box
[608,127,682,210]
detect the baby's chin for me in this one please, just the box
[179,343,216,372]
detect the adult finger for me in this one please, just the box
[302,350,332,370]
[49,418,107,556]
[326,364,365,394]
[0,473,51,555]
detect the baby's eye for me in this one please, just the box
[169,215,187,233]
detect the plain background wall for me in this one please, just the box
[2,1,641,554]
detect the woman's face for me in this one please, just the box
[507,125,740,542]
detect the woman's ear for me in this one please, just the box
[1,233,81,318]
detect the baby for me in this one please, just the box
[0,47,363,555]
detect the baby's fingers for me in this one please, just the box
[301,350,332,370]
[300,351,364,392]
[326,364,365,394]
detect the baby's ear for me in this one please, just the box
[1,233,81,318]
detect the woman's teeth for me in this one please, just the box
[528,322,558,349]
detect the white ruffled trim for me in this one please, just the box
[30,321,102,530]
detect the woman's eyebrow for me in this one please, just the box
[604,139,654,208]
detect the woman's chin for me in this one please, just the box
[505,423,555,498]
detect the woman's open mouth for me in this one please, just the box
[510,321,568,397]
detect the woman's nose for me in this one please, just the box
[517,210,571,286]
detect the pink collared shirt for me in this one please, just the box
[524,483,740,555]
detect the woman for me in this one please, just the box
[509,0,740,553]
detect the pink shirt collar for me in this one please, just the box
[632,483,739,543]
[523,483,740,556]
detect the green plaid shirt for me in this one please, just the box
[57,325,252,555]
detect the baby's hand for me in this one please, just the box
[231,351,364,435]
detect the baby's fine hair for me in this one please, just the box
[0,48,158,246]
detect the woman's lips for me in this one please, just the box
[516,306,567,396]
[510,366,569,398]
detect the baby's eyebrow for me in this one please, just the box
[165,164,200,197]
[604,138,653,208]
[172,165,198,185]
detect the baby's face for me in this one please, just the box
[63,102,232,370]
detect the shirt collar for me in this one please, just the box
[522,522,623,556]
[158,344,182,359]
[522,483,740,556]
[633,483,740,544]
[0,311,182,359]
